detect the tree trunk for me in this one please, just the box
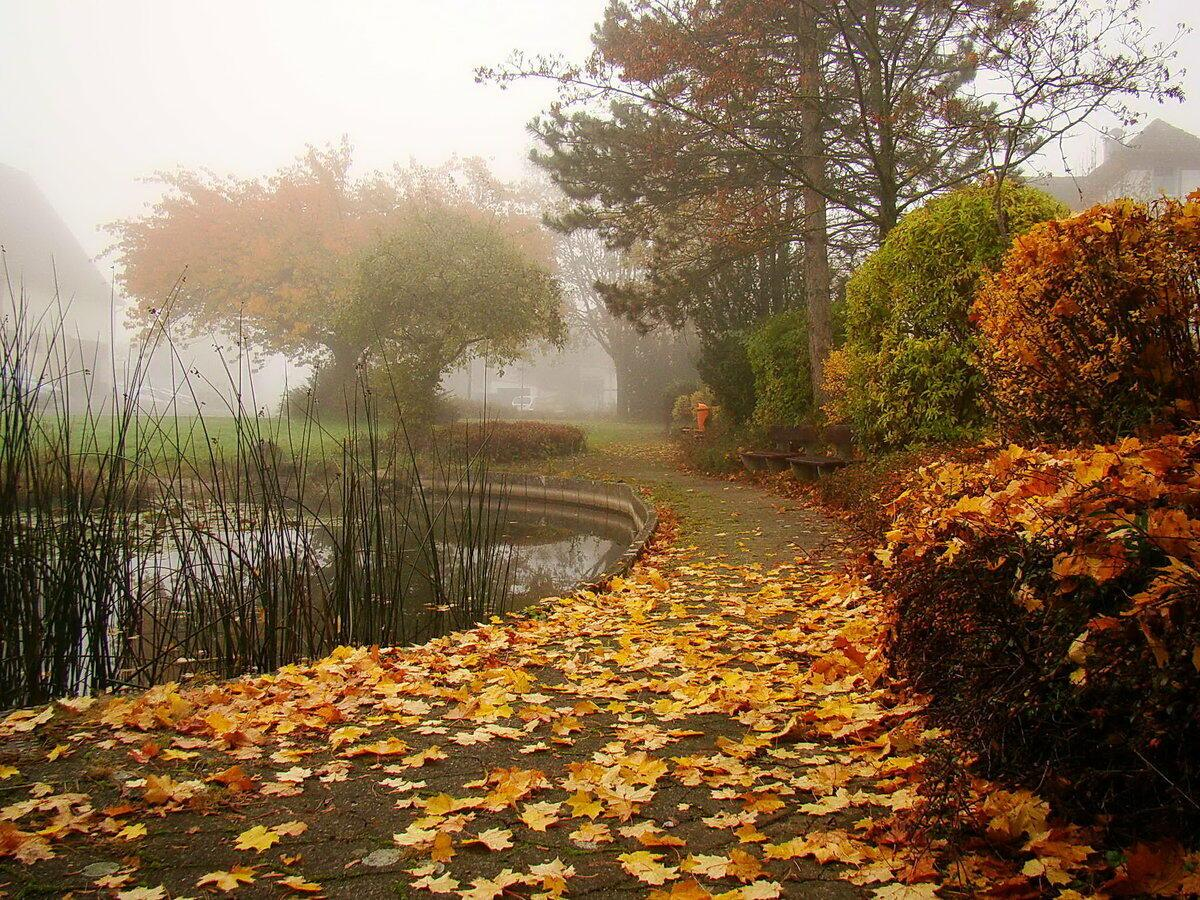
[798,0,833,405]
[318,340,365,412]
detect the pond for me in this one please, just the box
[0,476,646,708]
[503,497,634,604]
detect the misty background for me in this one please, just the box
[0,0,1195,406]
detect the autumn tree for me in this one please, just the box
[108,146,563,415]
[347,202,564,422]
[484,0,1181,400]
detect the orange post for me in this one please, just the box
[694,402,710,433]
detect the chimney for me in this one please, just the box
[1102,127,1126,163]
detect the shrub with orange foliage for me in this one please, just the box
[875,434,1200,831]
[973,193,1200,442]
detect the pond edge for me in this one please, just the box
[436,472,658,594]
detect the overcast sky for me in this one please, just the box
[0,0,1196,261]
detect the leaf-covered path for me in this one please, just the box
[0,434,1080,898]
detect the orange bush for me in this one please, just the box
[972,193,1200,442]
[875,435,1200,830]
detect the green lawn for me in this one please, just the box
[45,414,661,468]
[53,414,355,465]
[576,419,664,450]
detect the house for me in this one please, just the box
[1034,119,1200,211]
[0,162,116,340]
[0,163,119,403]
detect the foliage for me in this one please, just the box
[811,444,986,536]
[876,436,1200,831]
[744,309,813,426]
[818,347,851,425]
[439,421,586,463]
[347,207,563,427]
[492,0,1179,407]
[973,193,1200,443]
[841,182,1066,447]
[671,385,714,428]
[109,150,563,419]
[695,330,756,426]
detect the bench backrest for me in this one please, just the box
[767,424,819,452]
[822,424,854,455]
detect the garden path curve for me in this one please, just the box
[0,435,949,899]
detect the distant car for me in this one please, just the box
[512,394,535,412]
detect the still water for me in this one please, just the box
[503,499,632,604]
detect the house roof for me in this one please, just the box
[1032,118,1200,210]
[0,163,114,334]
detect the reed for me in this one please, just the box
[0,289,513,708]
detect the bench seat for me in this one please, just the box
[740,450,792,472]
[787,454,849,481]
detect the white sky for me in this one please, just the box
[0,0,606,258]
[0,0,1196,260]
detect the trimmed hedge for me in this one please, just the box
[840,182,1066,448]
[745,309,814,426]
[876,436,1200,833]
[441,421,586,462]
[974,192,1200,443]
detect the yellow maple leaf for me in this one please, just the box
[430,831,455,863]
[569,822,613,845]
[234,825,280,853]
[519,800,562,831]
[619,850,680,886]
[329,725,369,749]
[196,866,256,891]
[465,827,513,851]
[277,875,322,894]
[566,790,603,819]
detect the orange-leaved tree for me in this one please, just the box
[972,192,1200,443]
[108,144,562,409]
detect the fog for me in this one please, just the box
[0,1,607,403]
[0,0,1196,408]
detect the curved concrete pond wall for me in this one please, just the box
[431,473,658,594]
[493,474,658,590]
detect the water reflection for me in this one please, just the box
[502,499,632,604]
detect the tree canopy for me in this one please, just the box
[108,146,563,413]
[484,0,1182,399]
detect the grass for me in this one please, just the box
[53,417,658,468]
[574,419,664,450]
[59,414,355,464]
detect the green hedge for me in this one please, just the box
[745,309,814,426]
[843,182,1066,448]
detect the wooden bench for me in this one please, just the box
[738,449,792,472]
[739,425,821,473]
[786,424,854,481]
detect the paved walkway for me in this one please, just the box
[0,436,953,899]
